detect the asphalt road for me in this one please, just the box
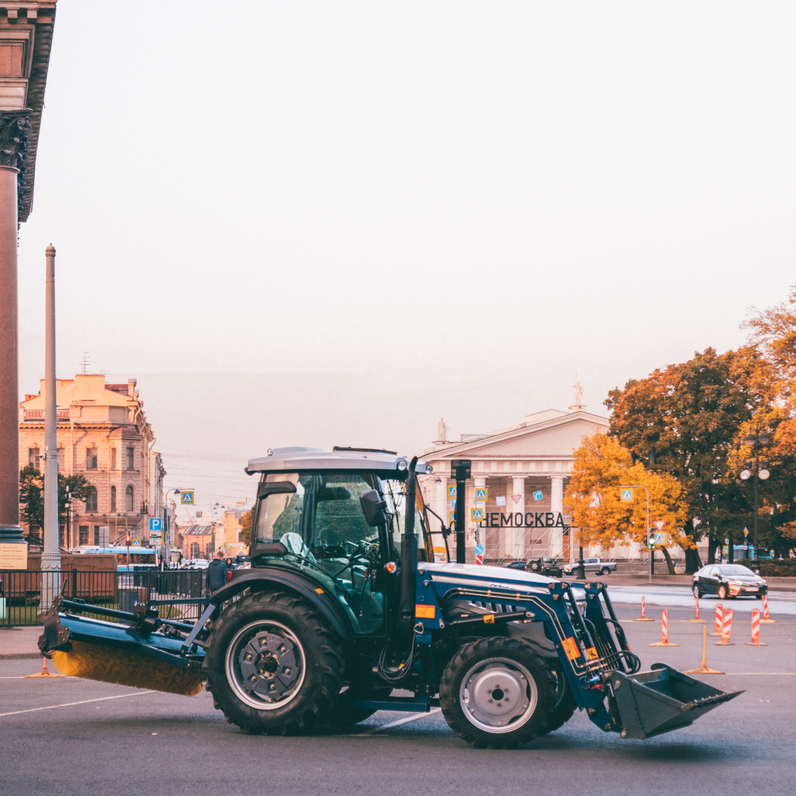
[2,604,794,796]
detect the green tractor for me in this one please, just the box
[40,447,740,747]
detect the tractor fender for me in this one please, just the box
[208,569,354,641]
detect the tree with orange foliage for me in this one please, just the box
[565,433,688,573]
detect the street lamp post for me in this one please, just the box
[163,488,182,566]
[740,428,770,564]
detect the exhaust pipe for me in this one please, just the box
[398,457,418,638]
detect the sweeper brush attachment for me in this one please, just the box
[38,596,207,698]
[50,640,204,696]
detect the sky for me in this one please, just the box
[16,1,795,517]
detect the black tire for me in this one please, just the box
[600,568,610,576]
[755,594,763,600]
[439,637,555,749]
[717,584,728,600]
[537,666,578,735]
[204,591,344,734]
[692,584,701,599]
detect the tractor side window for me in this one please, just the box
[254,474,303,545]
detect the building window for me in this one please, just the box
[86,447,98,470]
[79,525,89,546]
[126,485,134,512]
[93,526,101,546]
[190,542,200,558]
[28,447,40,469]
[111,485,117,512]
[85,486,98,512]
[59,526,65,548]
[111,448,117,470]
[126,447,134,470]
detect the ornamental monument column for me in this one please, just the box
[0,110,30,553]
[0,4,58,561]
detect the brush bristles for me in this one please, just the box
[51,640,204,697]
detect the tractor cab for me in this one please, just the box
[246,447,434,635]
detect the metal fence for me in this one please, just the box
[0,569,207,627]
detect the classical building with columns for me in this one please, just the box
[420,400,608,564]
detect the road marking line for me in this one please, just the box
[351,708,442,735]
[0,690,154,717]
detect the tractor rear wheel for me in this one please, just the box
[439,637,555,749]
[204,591,344,734]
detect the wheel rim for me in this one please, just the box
[225,620,306,710]
[459,657,537,733]
[693,585,699,597]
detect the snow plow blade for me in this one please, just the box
[612,663,743,739]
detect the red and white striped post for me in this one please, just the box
[760,594,777,623]
[746,608,768,647]
[686,593,703,622]
[710,603,724,636]
[634,596,653,622]
[715,607,734,646]
[650,608,678,646]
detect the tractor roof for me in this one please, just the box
[245,447,433,477]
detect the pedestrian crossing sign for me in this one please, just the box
[471,508,484,522]
[448,485,457,499]
[621,489,633,502]
[181,491,195,505]
[475,488,487,501]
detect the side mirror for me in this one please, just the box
[360,490,390,527]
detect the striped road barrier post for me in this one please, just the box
[760,594,777,623]
[746,608,768,647]
[634,596,654,622]
[686,593,704,622]
[650,608,679,646]
[710,603,724,636]
[715,607,734,646]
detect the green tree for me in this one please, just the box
[19,465,91,534]
[605,347,768,572]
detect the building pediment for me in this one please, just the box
[426,410,608,464]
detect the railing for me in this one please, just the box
[0,569,207,627]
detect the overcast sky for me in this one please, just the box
[16,2,794,516]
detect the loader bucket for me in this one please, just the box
[611,663,743,740]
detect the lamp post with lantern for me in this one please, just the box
[740,428,771,564]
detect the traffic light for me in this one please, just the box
[126,535,131,545]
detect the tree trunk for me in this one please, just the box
[684,545,702,574]
[659,545,677,575]
[707,536,719,565]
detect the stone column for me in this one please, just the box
[511,476,525,560]
[0,111,30,550]
[550,475,564,557]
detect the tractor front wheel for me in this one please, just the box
[439,637,555,748]
[204,591,344,734]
